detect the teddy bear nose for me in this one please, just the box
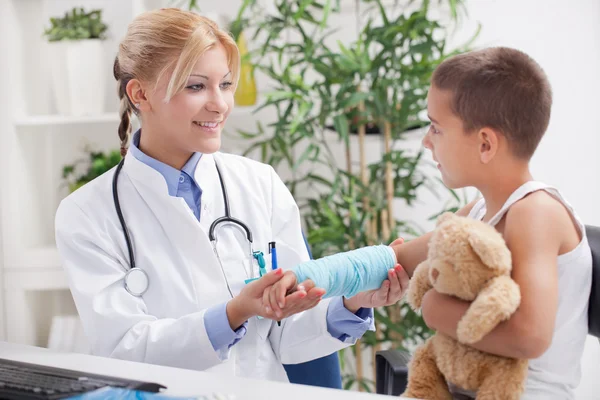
[431,268,439,282]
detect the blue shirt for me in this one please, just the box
[130,130,374,354]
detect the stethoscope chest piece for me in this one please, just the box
[124,267,149,297]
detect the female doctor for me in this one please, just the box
[54,8,409,382]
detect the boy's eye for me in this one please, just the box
[429,124,441,135]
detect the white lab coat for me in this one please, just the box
[55,151,353,382]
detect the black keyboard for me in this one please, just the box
[0,357,166,399]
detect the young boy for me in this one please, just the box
[266,46,591,399]
[395,47,592,399]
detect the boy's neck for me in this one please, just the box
[477,165,534,223]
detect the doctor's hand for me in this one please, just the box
[226,269,321,330]
[262,270,325,321]
[342,263,410,313]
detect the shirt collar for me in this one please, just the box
[130,129,202,196]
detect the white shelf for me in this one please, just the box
[14,113,119,127]
[4,267,68,291]
[6,246,62,270]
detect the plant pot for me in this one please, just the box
[47,39,106,116]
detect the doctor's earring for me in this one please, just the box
[135,103,140,109]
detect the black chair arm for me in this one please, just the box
[375,349,411,396]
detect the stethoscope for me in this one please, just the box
[112,157,259,297]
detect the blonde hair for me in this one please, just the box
[113,8,240,156]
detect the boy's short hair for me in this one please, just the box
[432,47,552,159]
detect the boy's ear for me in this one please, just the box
[477,127,499,164]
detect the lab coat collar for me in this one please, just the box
[129,130,202,196]
[123,145,222,225]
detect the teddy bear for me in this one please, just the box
[401,212,528,400]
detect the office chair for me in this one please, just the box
[283,233,343,389]
[375,224,600,396]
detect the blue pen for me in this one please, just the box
[269,242,281,326]
[269,242,278,270]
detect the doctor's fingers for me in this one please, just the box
[280,295,322,319]
[395,264,410,297]
[387,264,409,303]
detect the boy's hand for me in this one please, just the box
[343,263,410,313]
[262,270,325,320]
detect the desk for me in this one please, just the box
[0,341,400,399]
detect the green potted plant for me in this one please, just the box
[231,0,477,391]
[44,7,109,116]
[62,148,121,193]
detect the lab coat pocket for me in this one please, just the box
[255,314,273,341]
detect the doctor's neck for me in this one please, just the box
[138,128,194,171]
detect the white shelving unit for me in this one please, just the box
[1,0,162,347]
[14,113,120,128]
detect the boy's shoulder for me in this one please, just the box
[506,190,573,225]
[504,189,580,250]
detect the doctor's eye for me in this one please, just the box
[186,83,205,92]
[220,81,233,90]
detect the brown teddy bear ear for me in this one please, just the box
[466,225,512,274]
[436,212,456,227]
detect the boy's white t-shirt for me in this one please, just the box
[465,181,592,400]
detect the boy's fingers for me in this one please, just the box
[270,284,285,318]
[307,287,326,300]
[390,237,405,246]
[298,279,315,293]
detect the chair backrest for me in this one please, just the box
[587,225,600,338]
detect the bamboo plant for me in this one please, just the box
[230,0,476,391]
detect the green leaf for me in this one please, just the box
[339,92,369,110]
[332,114,350,147]
[43,7,108,42]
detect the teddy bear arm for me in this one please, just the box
[456,276,521,345]
[406,260,433,310]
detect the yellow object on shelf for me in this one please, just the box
[234,31,257,106]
